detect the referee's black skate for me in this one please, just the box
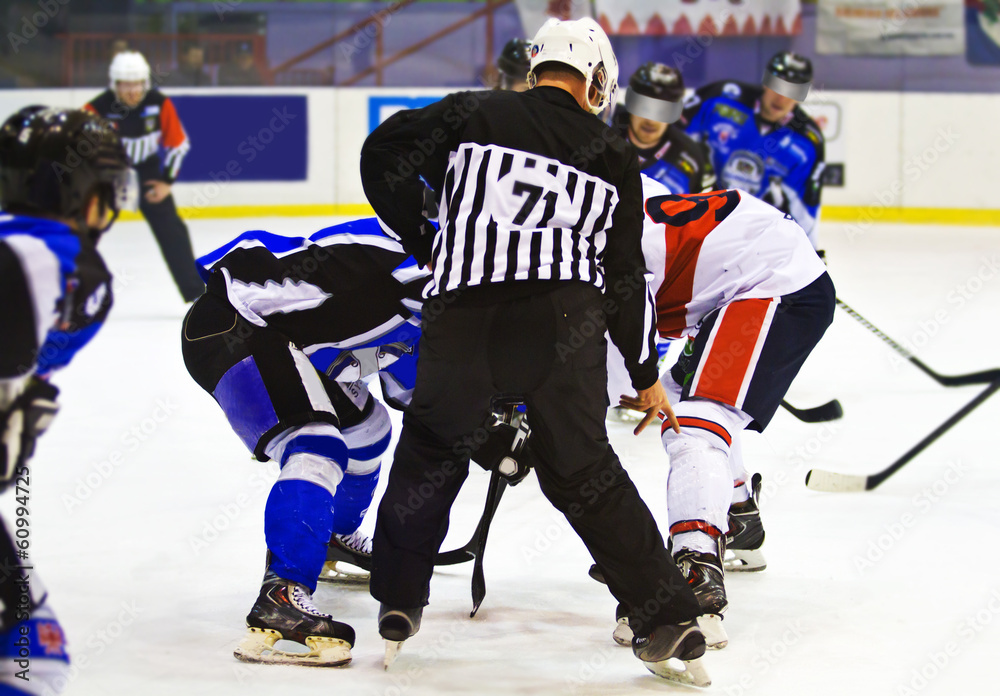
[234,571,355,667]
[633,620,710,687]
[725,473,767,572]
[675,548,728,650]
[379,604,422,669]
[319,530,372,583]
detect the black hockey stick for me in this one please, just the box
[780,398,844,423]
[836,298,1000,386]
[805,379,1000,492]
[469,471,507,617]
[435,470,509,566]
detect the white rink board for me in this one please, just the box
[6,213,998,695]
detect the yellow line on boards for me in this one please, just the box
[823,206,1000,226]
[117,204,1000,226]
[117,204,376,222]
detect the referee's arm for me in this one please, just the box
[360,93,464,266]
[603,155,660,392]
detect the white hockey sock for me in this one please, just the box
[674,530,721,556]
[731,482,750,505]
[665,431,731,547]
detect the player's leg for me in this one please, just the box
[725,435,767,572]
[181,292,354,666]
[138,185,204,302]
[0,517,69,695]
[319,380,391,581]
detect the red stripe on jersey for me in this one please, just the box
[691,297,772,407]
[669,519,724,538]
[673,416,732,446]
[646,191,741,338]
[159,97,187,149]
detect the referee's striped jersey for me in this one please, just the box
[361,86,659,389]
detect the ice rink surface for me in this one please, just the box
[13,214,1000,695]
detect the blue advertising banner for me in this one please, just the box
[170,95,308,183]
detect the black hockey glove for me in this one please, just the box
[1,379,59,491]
[470,399,535,486]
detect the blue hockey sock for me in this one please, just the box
[264,479,335,592]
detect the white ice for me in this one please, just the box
[12,215,1000,695]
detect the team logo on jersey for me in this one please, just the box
[144,115,158,133]
[712,122,738,150]
[713,103,747,126]
[722,82,742,99]
[721,150,765,195]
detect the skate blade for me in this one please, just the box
[697,615,728,650]
[724,548,767,572]
[643,655,712,687]
[317,560,370,584]
[233,627,352,667]
[384,640,404,670]
[612,618,633,647]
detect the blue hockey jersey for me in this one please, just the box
[197,217,431,408]
[681,81,825,246]
[0,215,113,378]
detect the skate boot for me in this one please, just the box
[379,603,423,669]
[319,530,372,583]
[234,571,356,666]
[725,473,766,572]
[612,602,633,647]
[675,547,728,650]
[633,620,710,687]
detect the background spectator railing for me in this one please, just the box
[60,33,267,87]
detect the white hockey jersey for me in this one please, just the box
[639,175,826,340]
[609,176,826,400]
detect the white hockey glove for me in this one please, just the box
[761,176,787,212]
[1,379,59,490]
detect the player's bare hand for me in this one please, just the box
[619,379,680,436]
[144,180,170,204]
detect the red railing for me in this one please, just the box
[60,33,267,87]
[271,0,512,87]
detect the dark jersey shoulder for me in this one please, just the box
[785,105,826,160]
[87,88,168,118]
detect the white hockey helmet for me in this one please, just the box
[527,17,619,116]
[109,51,151,90]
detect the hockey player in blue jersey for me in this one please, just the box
[681,51,825,248]
[181,217,430,667]
[611,62,714,196]
[0,106,136,695]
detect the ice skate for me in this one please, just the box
[234,571,355,667]
[319,530,372,583]
[379,604,422,670]
[675,549,728,650]
[633,620,711,687]
[612,602,633,647]
[725,473,766,572]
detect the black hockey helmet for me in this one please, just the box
[762,51,813,101]
[496,38,531,89]
[0,107,137,231]
[625,62,685,124]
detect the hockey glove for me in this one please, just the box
[1,379,59,490]
[470,400,535,486]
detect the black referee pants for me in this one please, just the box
[370,282,700,635]
[138,170,204,302]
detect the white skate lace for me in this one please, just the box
[335,530,372,555]
[288,583,333,619]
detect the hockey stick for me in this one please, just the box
[805,379,1000,492]
[435,470,509,566]
[836,298,1000,386]
[780,398,844,423]
[469,471,507,617]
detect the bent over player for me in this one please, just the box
[86,51,205,301]
[605,176,834,649]
[0,107,135,695]
[181,217,428,667]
